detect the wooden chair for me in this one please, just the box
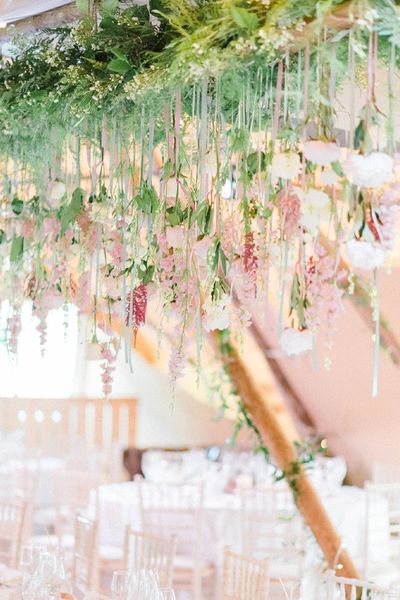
[326,570,394,599]
[72,513,98,594]
[124,528,176,588]
[0,500,26,568]
[240,487,304,586]
[137,479,215,599]
[222,547,269,600]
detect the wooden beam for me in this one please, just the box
[212,330,359,580]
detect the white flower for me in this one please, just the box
[50,181,66,203]
[220,179,233,199]
[203,295,231,332]
[271,152,301,180]
[303,141,340,166]
[300,188,330,234]
[345,239,385,270]
[166,226,185,249]
[342,152,393,188]
[280,328,313,357]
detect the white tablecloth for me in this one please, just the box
[92,482,390,567]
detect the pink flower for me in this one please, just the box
[125,284,147,342]
[20,218,34,239]
[42,217,61,238]
[166,226,185,249]
[278,189,300,236]
[43,290,65,310]
[108,241,124,268]
[193,236,212,260]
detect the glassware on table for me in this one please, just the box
[111,570,131,599]
[152,589,176,600]
[128,569,160,599]
[39,551,66,599]
[20,544,44,575]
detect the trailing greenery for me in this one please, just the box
[2,0,398,150]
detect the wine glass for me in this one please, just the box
[154,589,176,600]
[20,544,43,576]
[111,570,130,599]
[39,551,65,599]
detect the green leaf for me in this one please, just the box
[220,248,227,276]
[60,187,83,234]
[193,202,212,235]
[138,264,155,285]
[230,7,259,31]
[76,0,90,14]
[290,273,301,311]
[10,235,24,263]
[135,185,160,215]
[100,0,118,16]
[332,161,344,177]
[107,58,131,75]
[165,208,181,226]
[111,48,129,61]
[354,119,365,150]
[212,240,221,271]
[0,230,5,244]
[246,151,266,177]
[11,197,24,215]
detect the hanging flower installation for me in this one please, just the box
[0,0,399,397]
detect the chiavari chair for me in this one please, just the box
[124,528,176,589]
[222,546,269,600]
[137,478,215,599]
[72,512,98,594]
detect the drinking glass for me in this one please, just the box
[154,589,176,600]
[111,570,130,599]
[20,545,43,576]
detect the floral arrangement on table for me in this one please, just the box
[0,0,400,399]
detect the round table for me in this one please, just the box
[92,482,390,567]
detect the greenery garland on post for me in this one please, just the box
[213,328,359,580]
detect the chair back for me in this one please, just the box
[0,500,25,567]
[124,528,176,588]
[72,512,98,592]
[222,547,269,600]
[240,486,303,571]
[137,480,203,558]
[326,570,393,599]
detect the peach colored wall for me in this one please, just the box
[253,269,400,486]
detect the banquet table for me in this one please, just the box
[92,481,390,569]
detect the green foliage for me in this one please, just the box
[60,188,84,234]
[10,235,24,263]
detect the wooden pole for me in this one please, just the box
[212,331,359,580]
